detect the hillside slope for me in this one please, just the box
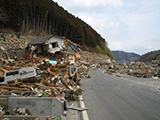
[112,51,140,63]
[0,0,109,53]
[135,49,160,62]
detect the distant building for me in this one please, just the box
[152,60,160,64]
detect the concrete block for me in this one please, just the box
[0,96,9,110]
[9,97,63,116]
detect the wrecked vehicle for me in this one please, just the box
[4,67,41,83]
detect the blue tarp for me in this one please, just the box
[69,66,77,77]
[71,66,76,75]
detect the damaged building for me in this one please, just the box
[27,35,81,64]
[28,35,65,54]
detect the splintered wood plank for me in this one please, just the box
[0,86,29,91]
[0,66,19,70]
[0,68,8,72]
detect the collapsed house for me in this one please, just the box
[28,35,65,54]
[28,35,81,64]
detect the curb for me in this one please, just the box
[79,95,89,120]
[78,86,89,120]
[61,86,89,120]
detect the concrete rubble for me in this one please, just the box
[0,33,110,119]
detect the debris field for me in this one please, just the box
[0,33,110,119]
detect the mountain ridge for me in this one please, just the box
[135,49,160,62]
[112,50,140,63]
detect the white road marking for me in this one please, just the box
[77,86,89,120]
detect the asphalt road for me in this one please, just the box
[81,70,160,120]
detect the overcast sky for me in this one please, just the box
[53,0,160,55]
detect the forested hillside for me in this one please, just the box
[135,49,160,62]
[112,51,140,63]
[0,0,113,57]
